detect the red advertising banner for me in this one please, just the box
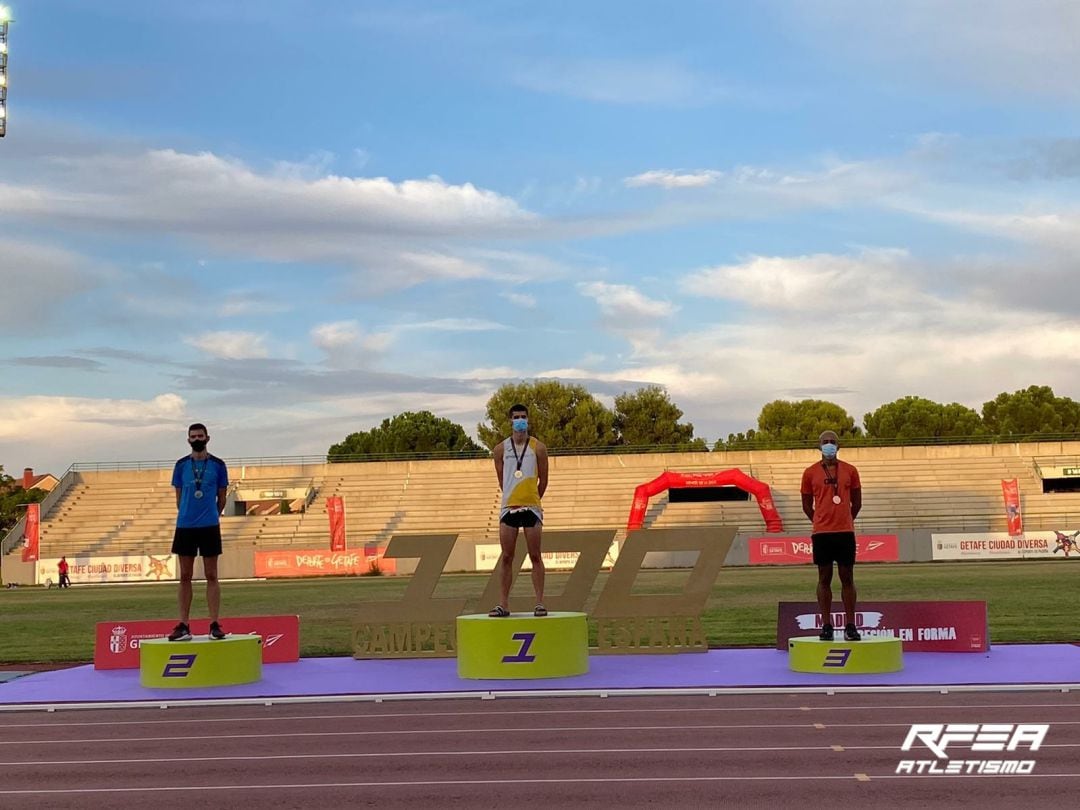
[255,547,396,578]
[21,503,39,563]
[776,601,989,652]
[327,496,346,552]
[1002,479,1023,536]
[94,615,300,670]
[749,534,899,564]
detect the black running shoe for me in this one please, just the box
[209,621,227,640]
[168,622,192,642]
[818,623,834,641]
[844,623,861,642]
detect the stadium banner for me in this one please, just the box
[474,542,620,572]
[776,601,989,652]
[20,503,40,562]
[931,531,1080,560]
[36,553,178,585]
[94,615,300,670]
[327,496,347,552]
[1002,478,1023,536]
[748,534,899,564]
[254,546,396,578]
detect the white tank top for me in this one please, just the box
[500,437,542,517]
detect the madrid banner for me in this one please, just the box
[776,601,989,652]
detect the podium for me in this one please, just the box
[139,635,263,688]
[457,612,588,679]
[788,636,903,674]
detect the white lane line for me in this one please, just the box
[9,719,1080,747]
[0,774,903,795]
[5,701,1080,729]
[3,773,1080,795]
[0,744,838,767]
[0,722,823,746]
[6,742,1080,767]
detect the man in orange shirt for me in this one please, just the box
[801,430,863,641]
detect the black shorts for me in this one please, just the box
[500,510,541,529]
[811,531,856,567]
[172,525,223,558]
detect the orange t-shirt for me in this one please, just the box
[801,460,861,534]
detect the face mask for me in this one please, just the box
[821,442,838,459]
[190,439,208,452]
[512,418,528,433]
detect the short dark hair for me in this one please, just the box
[508,404,528,417]
[188,423,208,435]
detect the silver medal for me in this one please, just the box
[513,470,523,479]
[832,495,842,504]
[194,490,204,499]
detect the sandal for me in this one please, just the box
[533,604,548,617]
[488,605,510,617]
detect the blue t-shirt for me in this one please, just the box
[172,455,229,528]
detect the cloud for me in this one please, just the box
[310,320,394,369]
[625,170,724,189]
[399,318,508,333]
[0,239,108,333]
[500,291,537,309]
[0,393,186,439]
[0,145,538,292]
[513,58,729,106]
[789,0,1080,101]
[578,281,677,322]
[680,248,922,312]
[5,356,106,372]
[186,331,270,360]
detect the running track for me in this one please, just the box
[1,691,1078,808]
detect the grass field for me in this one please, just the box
[1,560,1077,664]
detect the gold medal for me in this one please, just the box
[514,470,523,479]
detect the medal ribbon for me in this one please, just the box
[821,460,840,502]
[510,437,528,476]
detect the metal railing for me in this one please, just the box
[0,464,79,555]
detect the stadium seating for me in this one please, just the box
[19,441,1080,559]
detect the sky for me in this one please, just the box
[1,0,1079,473]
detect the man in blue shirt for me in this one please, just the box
[168,423,230,641]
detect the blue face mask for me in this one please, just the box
[512,418,528,432]
[821,442,838,459]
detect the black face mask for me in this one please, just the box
[189,439,208,452]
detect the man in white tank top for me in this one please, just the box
[489,403,549,617]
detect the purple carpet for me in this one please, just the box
[2,644,1079,706]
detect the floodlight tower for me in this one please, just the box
[0,6,9,138]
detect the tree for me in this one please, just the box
[0,465,48,535]
[327,411,483,461]
[864,396,984,441]
[716,399,860,449]
[477,380,617,450]
[982,385,1080,436]
[613,386,707,450]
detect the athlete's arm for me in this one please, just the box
[801,493,814,522]
[536,441,549,499]
[493,440,505,490]
[850,488,862,520]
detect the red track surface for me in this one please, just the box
[1,691,1079,808]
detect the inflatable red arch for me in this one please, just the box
[626,469,783,532]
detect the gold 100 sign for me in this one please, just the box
[353,527,736,658]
